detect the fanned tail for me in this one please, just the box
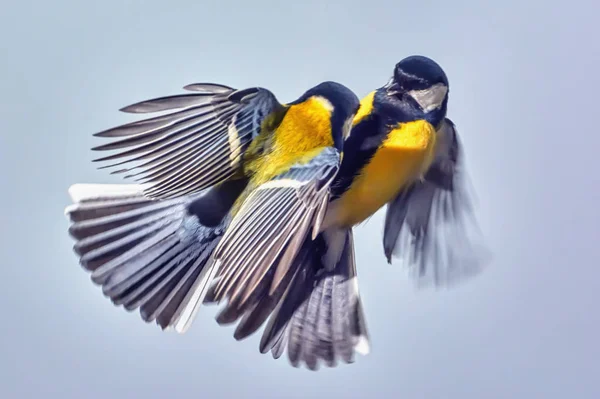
[65,183,225,331]
[257,229,370,370]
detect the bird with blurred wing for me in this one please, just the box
[65,56,487,370]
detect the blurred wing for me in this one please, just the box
[92,83,284,199]
[383,118,489,287]
[210,147,341,318]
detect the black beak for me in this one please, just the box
[384,79,402,96]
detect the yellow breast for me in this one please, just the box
[245,96,334,185]
[232,96,335,216]
[328,119,437,228]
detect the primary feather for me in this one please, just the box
[65,183,228,331]
[92,84,284,200]
[382,118,487,287]
[258,230,369,370]
[210,148,340,320]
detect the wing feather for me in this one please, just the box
[92,84,284,199]
[259,230,370,370]
[383,118,489,287]
[211,147,341,321]
[64,183,226,331]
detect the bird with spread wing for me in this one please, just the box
[65,56,486,370]
[64,80,363,357]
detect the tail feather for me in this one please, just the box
[271,326,288,359]
[65,183,224,331]
[231,253,304,340]
[259,229,370,370]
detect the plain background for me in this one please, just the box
[1,0,599,397]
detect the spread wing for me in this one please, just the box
[63,183,226,332]
[383,118,489,287]
[209,147,341,321]
[92,83,284,199]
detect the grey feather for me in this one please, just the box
[259,229,370,370]
[210,148,341,323]
[119,93,216,114]
[182,83,234,93]
[65,186,226,330]
[91,83,285,200]
[383,118,489,287]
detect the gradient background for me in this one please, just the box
[1,0,599,397]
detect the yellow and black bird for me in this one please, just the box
[65,80,360,334]
[330,55,482,279]
[65,56,483,371]
[237,55,485,369]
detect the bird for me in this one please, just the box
[240,55,486,369]
[64,80,361,344]
[331,55,485,284]
[64,55,485,371]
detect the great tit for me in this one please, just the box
[249,56,485,369]
[65,57,483,371]
[65,81,360,336]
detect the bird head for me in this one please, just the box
[295,81,361,151]
[383,55,449,127]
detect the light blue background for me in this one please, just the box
[1,0,598,397]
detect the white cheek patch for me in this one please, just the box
[312,95,335,113]
[408,83,448,113]
[343,116,353,139]
[227,117,242,168]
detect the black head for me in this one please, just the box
[383,55,449,126]
[295,81,361,151]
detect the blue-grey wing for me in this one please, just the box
[257,229,370,370]
[209,147,341,320]
[91,83,283,199]
[383,118,489,287]
[64,183,226,332]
